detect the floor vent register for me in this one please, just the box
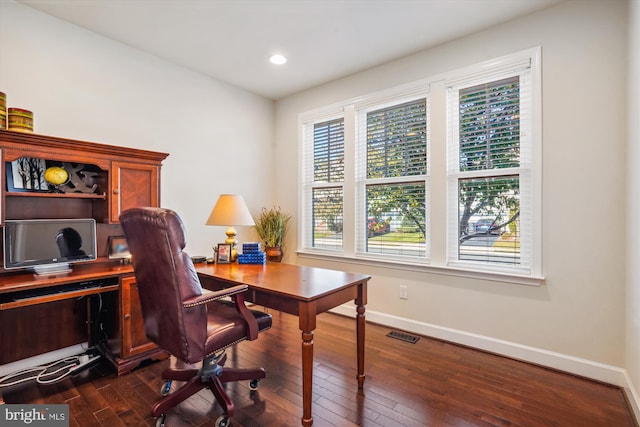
[386,331,420,344]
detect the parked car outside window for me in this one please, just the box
[474,218,501,234]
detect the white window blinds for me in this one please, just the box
[302,116,345,251]
[356,97,428,259]
[447,53,536,275]
[299,47,540,280]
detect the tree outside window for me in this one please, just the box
[456,77,521,266]
[363,99,427,258]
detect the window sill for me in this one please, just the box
[296,250,545,287]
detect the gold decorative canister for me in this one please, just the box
[0,92,6,129]
[8,107,33,132]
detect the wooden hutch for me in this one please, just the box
[0,129,170,386]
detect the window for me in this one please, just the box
[302,117,345,251]
[447,56,538,276]
[358,98,428,259]
[300,48,541,281]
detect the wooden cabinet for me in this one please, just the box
[120,275,158,358]
[99,274,167,375]
[0,129,167,225]
[111,161,160,223]
[0,129,169,375]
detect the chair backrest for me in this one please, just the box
[120,207,207,363]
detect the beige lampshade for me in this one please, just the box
[206,194,255,227]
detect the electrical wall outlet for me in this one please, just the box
[399,285,408,300]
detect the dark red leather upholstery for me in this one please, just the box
[120,207,271,424]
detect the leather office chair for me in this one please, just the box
[120,207,272,427]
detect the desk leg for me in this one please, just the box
[356,281,367,389]
[301,329,314,427]
[356,303,366,389]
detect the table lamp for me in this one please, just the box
[206,194,255,261]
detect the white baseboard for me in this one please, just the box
[330,305,640,423]
[0,343,87,377]
[625,373,640,424]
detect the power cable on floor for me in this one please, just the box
[0,353,99,388]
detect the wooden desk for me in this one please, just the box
[0,263,128,364]
[0,263,127,310]
[0,261,166,403]
[196,262,370,427]
[0,263,121,403]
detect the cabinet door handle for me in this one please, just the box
[113,189,120,194]
[124,313,131,320]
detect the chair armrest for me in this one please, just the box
[233,293,259,340]
[182,285,259,340]
[182,285,248,308]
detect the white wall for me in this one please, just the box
[1,0,638,418]
[275,0,636,401]
[627,0,640,418]
[0,1,275,257]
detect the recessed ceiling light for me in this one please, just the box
[269,54,287,65]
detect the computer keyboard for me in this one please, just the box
[1,277,119,303]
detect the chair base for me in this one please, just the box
[151,352,266,420]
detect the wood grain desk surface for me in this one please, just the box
[195,262,370,301]
[0,261,132,311]
[0,260,133,295]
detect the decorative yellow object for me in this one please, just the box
[7,108,33,132]
[44,166,69,185]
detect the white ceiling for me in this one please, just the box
[18,0,563,100]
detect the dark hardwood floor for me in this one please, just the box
[2,310,637,426]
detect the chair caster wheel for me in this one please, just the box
[215,415,229,427]
[249,378,260,390]
[155,414,166,427]
[160,380,172,396]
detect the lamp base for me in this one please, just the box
[225,226,239,261]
